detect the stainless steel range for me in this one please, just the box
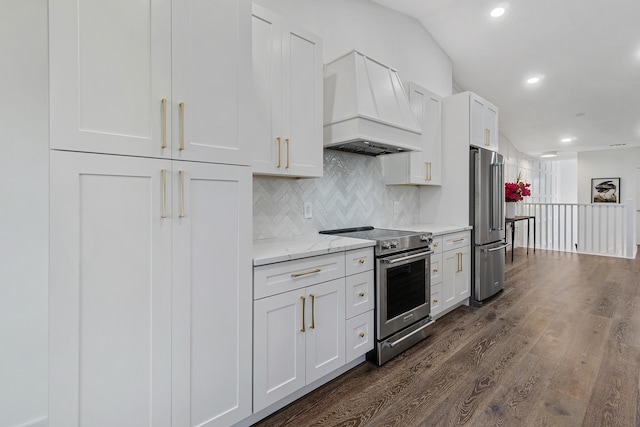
[320,227,435,365]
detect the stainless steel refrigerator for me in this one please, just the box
[469,147,509,305]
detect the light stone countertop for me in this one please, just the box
[253,234,376,266]
[394,223,473,236]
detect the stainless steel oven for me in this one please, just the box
[320,227,435,365]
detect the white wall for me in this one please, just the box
[254,0,453,97]
[577,147,640,242]
[556,159,578,203]
[0,1,50,426]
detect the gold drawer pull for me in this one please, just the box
[310,294,315,329]
[433,299,438,303]
[358,291,365,297]
[433,242,439,247]
[452,238,465,243]
[359,332,365,338]
[358,259,365,264]
[291,268,321,278]
[433,268,438,273]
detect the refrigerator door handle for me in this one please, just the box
[482,243,511,252]
[490,162,504,231]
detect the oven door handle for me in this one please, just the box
[382,250,433,265]
[385,319,436,348]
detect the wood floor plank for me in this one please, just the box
[253,249,640,427]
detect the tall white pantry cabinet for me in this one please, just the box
[48,1,252,427]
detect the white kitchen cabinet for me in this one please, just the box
[49,151,172,427]
[430,236,444,317]
[49,0,250,165]
[443,91,499,153]
[251,4,323,178]
[50,151,252,427]
[382,83,442,186]
[253,278,345,412]
[442,232,471,311]
[171,161,252,427]
[470,93,499,151]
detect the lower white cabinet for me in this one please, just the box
[430,230,471,317]
[49,151,252,427]
[253,248,374,413]
[442,232,471,310]
[253,278,345,412]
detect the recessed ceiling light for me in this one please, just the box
[490,7,505,17]
[561,137,572,143]
[540,151,558,158]
[527,77,540,84]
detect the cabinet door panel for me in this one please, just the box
[470,96,485,148]
[306,279,345,384]
[251,9,282,174]
[284,28,323,177]
[172,162,251,427]
[172,0,250,165]
[50,0,171,158]
[253,291,306,412]
[50,151,172,427]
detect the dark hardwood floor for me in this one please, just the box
[253,247,640,427]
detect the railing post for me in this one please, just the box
[625,199,636,258]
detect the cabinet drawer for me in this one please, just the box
[345,310,374,363]
[431,236,443,254]
[345,270,374,319]
[345,247,374,276]
[430,282,443,317]
[254,252,345,299]
[442,231,470,252]
[430,253,442,285]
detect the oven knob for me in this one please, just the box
[381,241,392,249]
[420,234,433,244]
[390,240,398,248]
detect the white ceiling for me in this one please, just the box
[372,0,640,159]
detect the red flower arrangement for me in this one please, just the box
[505,173,531,202]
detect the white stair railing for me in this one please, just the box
[515,199,636,259]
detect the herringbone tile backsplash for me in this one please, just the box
[254,151,420,240]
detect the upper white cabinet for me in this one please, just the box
[381,83,442,186]
[49,0,250,166]
[443,91,499,153]
[251,4,323,178]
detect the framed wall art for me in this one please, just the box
[591,177,620,203]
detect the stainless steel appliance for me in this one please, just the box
[469,147,509,304]
[320,227,434,365]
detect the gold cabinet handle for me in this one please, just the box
[433,267,438,273]
[178,170,185,218]
[484,128,490,146]
[161,169,167,218]
[285,138,290,169]
[434,242,439,247]
[359,332,365,338]
[358,259,365,264]
[310,294,315,329]
[453,238,465,243]
[276,137,281,168]
[300,296,305,332]
[457,252,462,272]
[433,299,438,303]
[179,102,185,151]
[358,291,365,297]
[425,162,429,181]
[291,268,321,278]
[161,99,167,148]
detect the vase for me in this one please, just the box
[505,202,516,218]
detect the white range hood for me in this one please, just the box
[323,50,421,156]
